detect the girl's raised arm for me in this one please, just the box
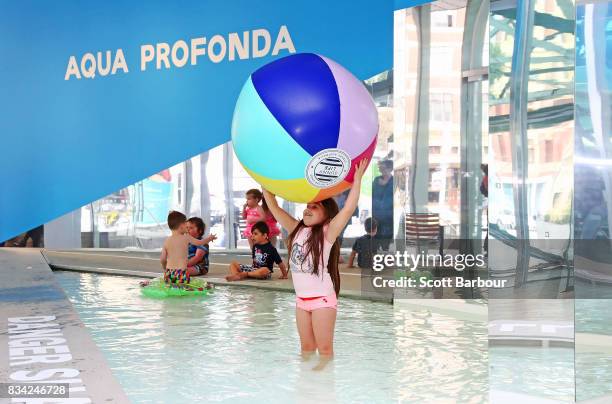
[327,159,369,243]
[263,189,299,233]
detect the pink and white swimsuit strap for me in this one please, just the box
[289,224,335,298]
[243,206,262,237]
[245,206,261,221]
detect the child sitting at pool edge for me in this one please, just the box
[347,217,379,269]
[186,217,210,276]
[161,211,216,285]
[226,221,288,281]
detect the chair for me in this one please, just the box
[404,213,444,256]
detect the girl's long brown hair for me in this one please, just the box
[287,198,341,297]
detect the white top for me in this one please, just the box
[289,225,335,298]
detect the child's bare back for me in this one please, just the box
[163,234,192,270]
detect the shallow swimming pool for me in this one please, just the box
[489,346,574,402]
[575,299,612,401]
[54,271,488,403]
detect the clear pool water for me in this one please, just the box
[576,299,612,335]
[489,346,575,402]
[54,271,488,403]
[575,299,612,401]
[488,299,612,402]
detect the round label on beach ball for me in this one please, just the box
[305,149,351,188]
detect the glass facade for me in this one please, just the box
[395,1,488,248]
[489,0,574,294]
[391,0,489,304]
[575,1,612,401]
[489,0,611,402]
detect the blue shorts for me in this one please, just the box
[192,263,208,275]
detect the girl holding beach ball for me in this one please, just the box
[263,159,368,359]
[232,53,378,361]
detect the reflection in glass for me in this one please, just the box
[394,0,488,301]
[489,0,574,296]
[488,0,576,402]
[575,1,612,401]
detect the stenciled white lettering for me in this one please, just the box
[66,26,296,80]
[7,316,90,401]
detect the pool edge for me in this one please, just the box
[0,248,130,403]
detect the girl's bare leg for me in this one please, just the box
[311,308,337,370]
[296,308,317,354]
[311,308,337,355]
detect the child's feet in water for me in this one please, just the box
[312,356,333,371]
[225,274,242,282]
[300,351,315,362]
[139,280,151,287]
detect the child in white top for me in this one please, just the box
[263,159,368,359]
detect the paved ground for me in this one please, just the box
[0,248,129,403]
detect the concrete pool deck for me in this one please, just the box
[0,248,129,403]
[42,248,395,303]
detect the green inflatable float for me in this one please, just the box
[140,277,211,299]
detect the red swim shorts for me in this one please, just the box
[296,294,338,312]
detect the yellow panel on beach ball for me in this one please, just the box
[245,167,319,203]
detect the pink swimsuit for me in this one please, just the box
[264,212,280,237]
[243,206,262,238]
[290,225,337,311]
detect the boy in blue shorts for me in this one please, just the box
[226,221,287,281]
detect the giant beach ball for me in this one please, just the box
[231,53,378,203]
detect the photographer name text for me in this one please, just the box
[373,276,506,289]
